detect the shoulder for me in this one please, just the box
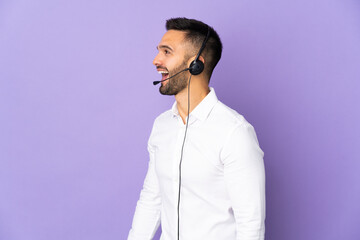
[214,101,262,149]
[214,102,264,160]
[152,109,173,128]
[148,109,174,145]
[204,100,261,150]
[211,101,253,130]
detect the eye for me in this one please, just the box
[164,49,170,55]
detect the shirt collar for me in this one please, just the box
[171,87,218,122]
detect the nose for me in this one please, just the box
[153,52,162,67]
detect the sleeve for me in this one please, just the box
[128,138,161,239]
[220,123,266,240]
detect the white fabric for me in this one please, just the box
[128,88,265,240]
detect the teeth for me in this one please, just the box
[158,71,169,74]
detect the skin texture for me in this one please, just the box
[153,30,210,124]
[158,60,189,96]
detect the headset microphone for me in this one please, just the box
[153,68,190,85]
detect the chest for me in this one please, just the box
[151,123,226,187]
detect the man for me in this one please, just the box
[128,17,265,240]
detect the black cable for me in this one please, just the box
[177,73,192,240]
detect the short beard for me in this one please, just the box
[159,61,189,96]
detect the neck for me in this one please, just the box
[175,76,210,124]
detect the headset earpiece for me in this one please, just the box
[188,27,210,76]
[189,60,204,75]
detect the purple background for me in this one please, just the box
[1,0,359,239]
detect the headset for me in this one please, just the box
[188,27,210,75]
[152,27,210,85]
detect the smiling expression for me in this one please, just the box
[153,30,193,95]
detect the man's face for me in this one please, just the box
[153,30,192,95]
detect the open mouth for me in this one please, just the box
[158,70,169,81]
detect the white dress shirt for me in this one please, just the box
[128,88,265,240]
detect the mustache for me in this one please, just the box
[156,66,169,72]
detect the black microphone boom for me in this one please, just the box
[153,68,190,85]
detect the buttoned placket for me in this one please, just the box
[171,114,184,230]
[171,113,199,234]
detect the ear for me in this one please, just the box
[198,55,205,64]
[186,55,205,66]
